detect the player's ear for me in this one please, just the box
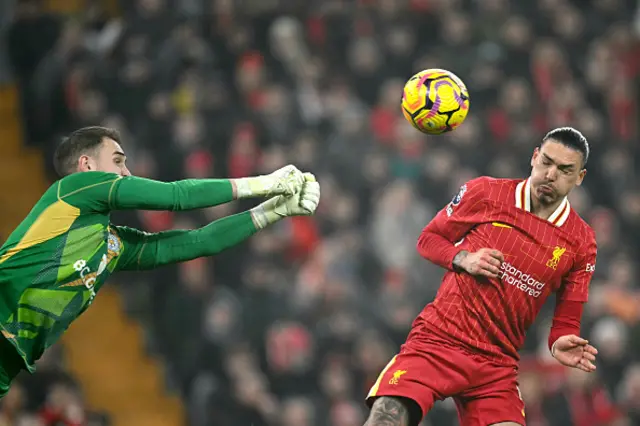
[77,154,93,172]
[531,147,540,167]
[576,169,586,186]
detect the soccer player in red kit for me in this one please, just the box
[363,127,599,426]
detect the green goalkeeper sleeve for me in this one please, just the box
[0,171,269,374]
[113,212,259,270]
[57,171,234,212]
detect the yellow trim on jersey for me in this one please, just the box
[492,222,513,228]
[57,176,121,201]
[367,355,398,398]
[0,200,80,264]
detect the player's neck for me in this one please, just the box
[530,196,563,221]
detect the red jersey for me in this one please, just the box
[415,176,597,366]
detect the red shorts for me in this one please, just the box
[366,336,525,426]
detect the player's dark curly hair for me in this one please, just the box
[542,127,589,167]
[53,126,122,177]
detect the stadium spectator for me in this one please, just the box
[5,0,639,424]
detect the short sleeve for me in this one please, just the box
[58,171,122,213]
[558,231,597,302]
[423,177,490,243]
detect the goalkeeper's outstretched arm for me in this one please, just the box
[58,165,305,213]
[115,211,260,270]
[114,174,320,270]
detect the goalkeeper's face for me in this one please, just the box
[530,140,586,206]
[91,138,131,177]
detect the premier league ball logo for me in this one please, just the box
[451,184,467,206]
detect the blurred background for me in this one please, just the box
[0,0,639,425]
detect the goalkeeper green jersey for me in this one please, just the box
[0,171,258,374]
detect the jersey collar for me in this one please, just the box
[515,178,570,227]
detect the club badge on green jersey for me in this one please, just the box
[107,232,121,254]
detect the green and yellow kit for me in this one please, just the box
[0,171,258,396]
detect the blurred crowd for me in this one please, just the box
[3,0,640,425]
[0,344,108,426]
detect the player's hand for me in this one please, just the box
[552,335,598,373]
[250,173,320,228]
[266,164,307,197]
[280,172,320,216]
[455,248,504,278]
[235,164,306,198]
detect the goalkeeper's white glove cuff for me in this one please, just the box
[250,203,284,230]
[233,165,305,199]
[249,172,320,229]
[234,176,268,199]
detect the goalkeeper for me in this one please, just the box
[0,126,320,398]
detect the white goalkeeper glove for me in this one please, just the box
[233,164,306,199]
[250,173,320,229]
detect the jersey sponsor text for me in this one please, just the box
[498,261,545,298]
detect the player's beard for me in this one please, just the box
[533,183,558,206]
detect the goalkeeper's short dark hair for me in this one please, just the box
[542,127,589,167]
[54,126,122,177]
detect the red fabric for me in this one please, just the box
[370,107,398,144]
[416,177,488,270]
[306,16,326,46]
[287,216,320,260]
[228,124,260,178]
[238,51,264,70]
[548,300,583,351]
[532,110,548,133]
[39,407,83,426]
[567,386,621,426]
[415,176,597,366]
[64,76,81,112]
[416,228,463,272]
[266,323,312,373]
[246,89,266,110]
[228,155,256,178]
[552,105,574,125]
[522,400,549,426]
[409,0,432,11]
[487,109,511,143]
[384,268,407,290]
[616,44,640,79]
[532,65,554,103]
[185,150,213,177]
[609,94,636,142]
[139,210,174,232]
[366,331,525,425]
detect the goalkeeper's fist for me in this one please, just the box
[251,173,320,229]
[234,164,306,199]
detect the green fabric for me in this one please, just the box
[0,334,25,398]
[114,211,258,270]
[0,171,245,373]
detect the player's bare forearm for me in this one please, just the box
[452,250,469,271]
[365,397,410,426]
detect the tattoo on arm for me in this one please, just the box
[452,250,469,272]
[365,397,410,426]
